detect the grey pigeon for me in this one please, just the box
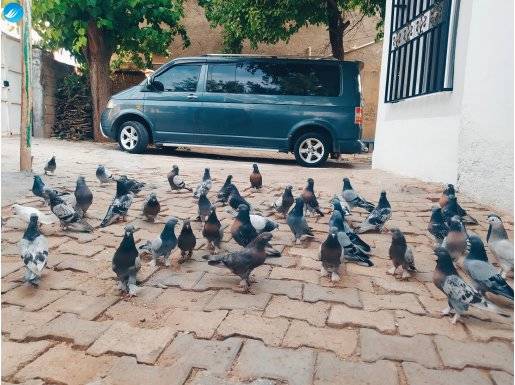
[96,165,114,184]
[139,217,178,267]
[112,224,140,297]
[142,193,160,222]
[197,192,212,222]
[48,191,93,233]
[227,184,252,211]
[330,199,370,253]
[342,177,374,212]
[301,178,324,216]
[177,219,196,263]
[193,168,212,198]
[216,175,233,204]
[230,204,258,247]
[272,185,294,217]
[439,184,478,225]
[319,228,342,282]
[441,216,468,261]
[433,247,507,324]
[20,214,48,286]
[428,206,449,245]
[44,156,56,175]
[487,214,514,278]
[356,191,391,233]
[118,175,145,195]
[32,175,68,205]
[388,228,416,279]
[100,179,134,227]
[330,210,373,266]
[203,208,223,253]
[167,165,192,192]
[74,176,93,214]
[463,235,513,301]
[287,197,314,244]
[330,196,351,217]
[206,232,276,292]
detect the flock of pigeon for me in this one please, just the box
[13,155,514,324]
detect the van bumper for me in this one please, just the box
[100,109,115,139]
[335,139,367,154]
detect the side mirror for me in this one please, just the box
[148,77,164,92]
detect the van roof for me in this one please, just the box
[171,54,357,64]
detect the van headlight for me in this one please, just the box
[106,99,115,109]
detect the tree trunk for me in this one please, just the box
[326,0,349,60]
[20,0,33,171]
[86,20,112,142]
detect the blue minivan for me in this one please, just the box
[100,54,366,167]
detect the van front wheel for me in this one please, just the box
[293,133,330,167]
[118,121,149,154]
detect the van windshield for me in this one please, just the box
[206,61,340,97]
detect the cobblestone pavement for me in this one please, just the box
[1,137,513,385]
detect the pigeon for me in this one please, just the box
[356,191,391,233]
[203,207,223,253]
[329,200,370,253]
[96,165,114,184]
[193,168,212,198]
[439,184,478,225]
[487,214,514,279]
[301,178,324,216]
[197,193,212,222]
[167,165,192,192]
[230,204,258,247]
[47,191,93,232]
[20,214,48,286]
[330,196,351,217]
[272,185,294,217]
[44,156,56,175]
[100,179,134,227]
[388,228,416,279]
[433,247,507,324]
[112,224,140,297]
[441,216,468,261]
[249,163,262,189]
[217,175,233,204]
[227,184,252,211]
[118,175,145,195]
[11,204,55,225]
[330,210,373,266]
[74,176,93,215]
[139,217,178,267]
[341,177,375,212]
[177,219,196,263]
[463,234,513,301]
[250,214,279,234]
[428,206,449,245]
[206,232,276,292]
[31,175,68,205]
[142,193,160,222]
[287,197,314,244]
[319,228,342,282]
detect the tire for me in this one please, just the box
[117,121,149,154]
[293,132,330,167]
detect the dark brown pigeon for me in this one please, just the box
[177,219,196,263]
[202,207,223,253]
[249,163,262,189]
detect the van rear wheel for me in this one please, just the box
[293,133,330,167]
[118,121,149,154]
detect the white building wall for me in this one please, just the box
[373,0,513,212]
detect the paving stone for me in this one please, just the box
[251,278,303,300]
[153,287,216,310]
[360,292,425,314]
[371,276,431,296]
[265,295,329,327]
[490,371,514,385]
[15,344,113,385]
[360,328,440,368]
[217,311,289,346]
[57,240,104,257]
[2,340,53,378]
[283,320,358,357]
[314,351,399,385]
[28,313,112,348]
[87,322,176,364]
[269,267,320,284]
[328,304,396,333]
[396,311,468,340]
[145,270,203,289]
[2,286,68,311]
[1,306,58,340]
[319,274,375,293]
[265,255,297,268]
[205,290,271,311]
[1,262,21,278]
[233,339,315,385]
[303,283,362,308]
[44,291,118,320]
[164,309,227,338]
[464,317,514,342]
[402,362,493,385]
[298,257,321,270]
[189,372,275,385]
[434,335,513,374]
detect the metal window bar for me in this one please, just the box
[384,0,455,102]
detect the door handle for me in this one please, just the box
[187,94,198,100]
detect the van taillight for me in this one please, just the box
[354,107,363,125]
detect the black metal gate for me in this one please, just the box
[384,0,455,102]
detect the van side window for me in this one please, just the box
[206,64,244,93]
[153,64,201,92]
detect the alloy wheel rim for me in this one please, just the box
[299,138,324,163]
[120,126,138,150]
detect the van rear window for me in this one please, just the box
[206,62,340,97]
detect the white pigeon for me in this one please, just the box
[20,214,49,285]
[487,214,514,279]
[11,204,55,225]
